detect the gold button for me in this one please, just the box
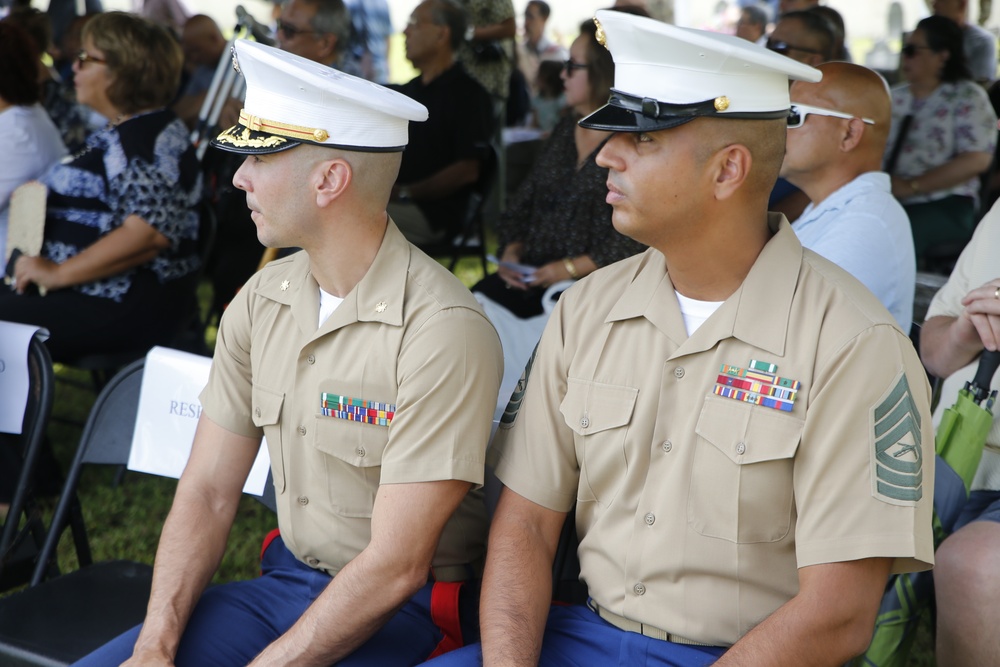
[313,128,329,142]
[714,96,730,111]
[297,496,308,506]
[298,426,307,436]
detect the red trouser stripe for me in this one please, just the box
[259,527,282,570]
[427,581,465,659]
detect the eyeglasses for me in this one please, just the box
[787,103,875,129]
[901,44,935,58]
[562,59,588,74]
[76,50,107,67]
[277,19,318,39]
[765,38,823,56]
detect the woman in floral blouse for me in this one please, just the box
[886,15,997,260]
[0,11,202,362]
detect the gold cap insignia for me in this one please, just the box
[594,18,607,49]
[313,129,329,142]
[714,96,730,112]
[237,110,330,145]
[215,126,287,150]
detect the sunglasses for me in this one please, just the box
[562,59,588,74]
[765,38,823,56]
[787,103,875,129]
[76,50,107,67]
[901,44,935,58]
[277,19,318,39]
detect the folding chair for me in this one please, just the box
[0,331,54,592]
[419,143,498,274]
[0,360,151,666]
[0,358,274,666]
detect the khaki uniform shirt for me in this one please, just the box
[926,206,1000,490]
[492,215,934,647]
[201,222,503,578]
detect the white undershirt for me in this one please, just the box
[675,290,724,336]
[318,288,344,326]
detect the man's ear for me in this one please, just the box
[713,144,752,201]
[316,34,338,63]
[841,117,866,153]
[315,158,351,207]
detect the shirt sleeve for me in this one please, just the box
[793,324,935,573]
[380,306,503,486]
[490,296,580,512]
[954,82,998,156]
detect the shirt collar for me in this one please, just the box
[607,213,801,357]
[253,219,411,338]
[795,171,889,228]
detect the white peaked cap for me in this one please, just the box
[580,10,822,132]
[212,40,428,154]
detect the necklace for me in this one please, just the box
[60,113,130,164]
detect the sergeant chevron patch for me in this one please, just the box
[870,373,923,505]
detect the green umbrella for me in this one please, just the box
[854,349,1000,667]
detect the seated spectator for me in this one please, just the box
[530,58,564,133]
[388,0,494,245]
[0,11,201,363]
[781,62,915,331]
[809,5,851,61]
[0,21,66,263]
[886,15,996,261]
[920,201,1000,667]
[735,4,768,46]
[277,0,361,75]
[518,0,567,97]
[343,0,393,83]
[933,0,996,85]
[137,0,189,36]
[2,8,92,152]
[473,15,644,320]
[766,9,836,221]
[172,14,227,129]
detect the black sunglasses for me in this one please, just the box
[562,59,588,74]
[901,44,935,58]
[277,19,318,39]
[765,38,823,56]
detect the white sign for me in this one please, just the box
[0,322,48,435]
[128,346,271,496]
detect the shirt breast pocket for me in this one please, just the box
[252,384,285,494]
[560,378,638,507]
[313,414,389,517]
[690,395,803,543]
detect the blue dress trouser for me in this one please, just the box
[421,603,726,666]
[72,535,451,666]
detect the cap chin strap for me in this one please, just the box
[608,89,791,122]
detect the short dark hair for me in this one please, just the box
[427,0,468,52]
[83,12,184,115]
[916,15,972,82]
[296,0,352,56]
[2,7,52,57]
[527,0,551,19]
[0,22,42,105]
[741,5,769,29]
[777,9,835,61]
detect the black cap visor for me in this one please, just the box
[210,123,303,155]
[580,90,790,132]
